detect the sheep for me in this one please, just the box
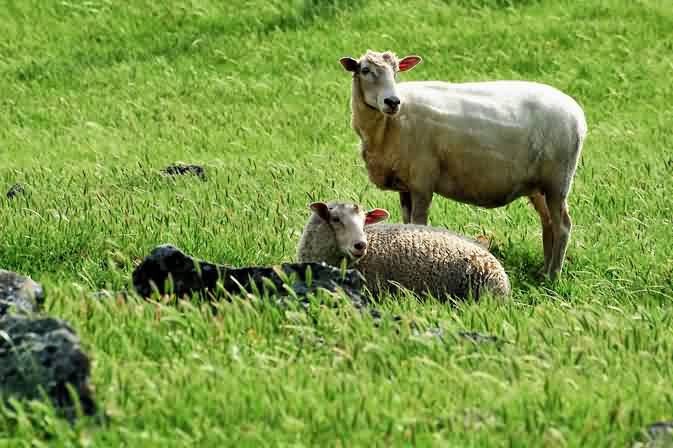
[296,201,511,300]
[338,49,588,281]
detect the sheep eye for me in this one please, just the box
[360,67,370,75]
[331,217,341,224]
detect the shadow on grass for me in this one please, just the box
[489,240,578,302]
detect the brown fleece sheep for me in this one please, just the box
[296,201,510,300]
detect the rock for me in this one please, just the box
[132,244,366,307]
[0,271,98,421]
[0,270,44,317]
[411,327,445,339]
[160,163,206,180]
[0,315,97,420]
[368,307,382,320]
[6,183,25,199]
[647,422,673,439]
[633,421,673,448]
[410,326,504,346]
[89,289,128,301]
[456,331,504,345]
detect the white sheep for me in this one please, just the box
[296,201,511,300]
[339,49,588,280]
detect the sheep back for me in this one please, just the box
[357,224,510,300]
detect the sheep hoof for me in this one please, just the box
[536,267,561,283]
[535,266,549,280]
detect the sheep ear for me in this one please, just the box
[340,57,360,73]
[365,208,390,225]
[398,55,422,72]
[309,202,330,221]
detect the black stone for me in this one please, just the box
[0,315,97,420]
[0,270,44,317]
[410,326,445,338]
[410,326,504,346]
[456,331,504,345]
[6,183,25,199]
[647,421,673,438]
[638,421,673,447]
[160,163,206,180]
[89,289,129,301]
[132,244,366,307]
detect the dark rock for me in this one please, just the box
[368,307,382,320]
[6,183,25,199]
[132,244,366,307]
[0,270,44,317]
[411,326,445,339]
[633,421,673,447]
[0,315,97,420]
[409,326,504,345]
[456,331,503,345]
[89,289,128,301]
[647,421,673,439]
[160,163,206,180]
[131,245,227,298]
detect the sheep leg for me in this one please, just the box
[399,192,412,224]
[410,191,432,225]
[546,194,572,281]
[528,192,553,277]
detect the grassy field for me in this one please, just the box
[1,0,672,445]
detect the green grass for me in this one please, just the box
[1,0,672,445]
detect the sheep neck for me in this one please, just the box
[350,75,399,157]
[349,75,405,191]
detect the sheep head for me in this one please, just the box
[339,50,422,116]
[309,201,389,261]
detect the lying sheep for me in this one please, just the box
[339,49,588,280]
[296,201,511,300]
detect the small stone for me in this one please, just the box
[0,270,44,317]
[635,421,673,447]
[368,307,382,320]
[456,331,503,345]
[89,289,128,301]
[426,327,445,338]
[0,315,97,420]
[408,327,504,345]
[160,163,206,180]
[647,421,673,438]
[411,326,445,339]
[6,183,25,199]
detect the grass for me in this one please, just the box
[1,0,672,445]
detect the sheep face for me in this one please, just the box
[309,202,390,261]
[340,50,422,116]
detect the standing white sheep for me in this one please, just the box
[296,201,511,300]
[339,49,588,280]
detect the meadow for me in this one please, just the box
[1,0,672,445]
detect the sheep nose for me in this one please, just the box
[384,96,400,108]
[354,241,367,251]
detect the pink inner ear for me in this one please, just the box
[365,208,390,225]
[398,56,422,72]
